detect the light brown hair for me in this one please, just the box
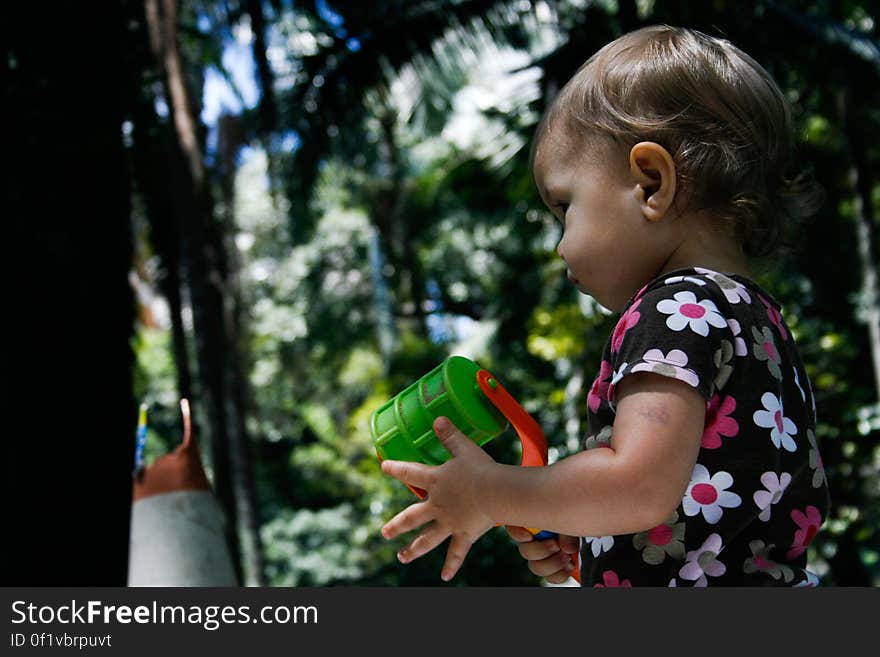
[531,25,823,258]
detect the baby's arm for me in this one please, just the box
[381,371,705,580]
[491,371,705,536]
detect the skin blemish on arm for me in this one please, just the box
[637,403,672,426]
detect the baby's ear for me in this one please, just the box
[629,142,677,222]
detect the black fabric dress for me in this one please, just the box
[580,268,831,586]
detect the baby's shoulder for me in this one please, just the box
[633,267,762,316]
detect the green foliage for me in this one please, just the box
[130,0,879,586]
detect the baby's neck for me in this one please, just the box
[658,217,752,280]
[659,251,752,279]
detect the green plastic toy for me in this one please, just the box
[371,355,580,581]
[371,355,508,467]
[371,355,548,495]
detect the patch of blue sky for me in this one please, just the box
[201,29,260,163]
[201,41,260,127]
[277,130,301,152]
[316,0,345,30]
[426,313,479,345]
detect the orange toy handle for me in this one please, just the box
[475,370,547,467]
[476,370,580,583]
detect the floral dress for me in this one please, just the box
[580,267,830,587]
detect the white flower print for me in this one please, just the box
[584,425,613,450]
[679,533,726,586]
[664,274,707,287]
[807,372,817,419]
[807,430,826,489]
[583,535,615,558]
[713,340,734,391]
[793,366,806,403]
[753,471,792,521]
[695,267,752,304]
[631,349,700,388]
[608,362,628,410]
[727,318,748,356]
[753,392,798,452]
[795,570,821,587]
[682,464,742,524]
[656,291,728,336]
[611,362,628,388]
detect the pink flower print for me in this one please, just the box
[679,533,726,586]
[594,570,632,588]
[632,283,650,302]
[807,430,826,488]
[742,540,795,583]
[611,298,641,353]
[787,505,823,560]
[753,471,792,521]
[588,360,613,413]
[657,291,728,336]
[759,295,788,341]
[753,392,798,452]
[632,511,686,565]
[631,349,700,388]
[727,319,748,356]
[583,535,615,557]
[682,464,742,524]
[695,267,752,304]
[702,394,739,449]
[752,325,782,380]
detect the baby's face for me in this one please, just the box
[532,133,679,312]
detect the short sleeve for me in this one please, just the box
[608,277,734,401]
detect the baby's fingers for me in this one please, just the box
[544,562,577,584]
[528,551,574,578]
[558,534,580,555]
[397,524,448,564]
[381,502,432,540]
[381,460,434,490]
[517,537,561,561]
[504,525,535,543]
[441,535,475,582]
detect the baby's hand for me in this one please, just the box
[380,416,497,582]
[506,526,578,584]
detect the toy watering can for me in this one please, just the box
[371,355,579,581]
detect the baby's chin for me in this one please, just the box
[589,285,631,314]
[568,274,592,298]
[568,272,630,312]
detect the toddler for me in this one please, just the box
[380,25,830,586]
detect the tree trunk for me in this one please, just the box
[839,85,880,403]
[129,82,194,403]
[144,0,244,584]
[218,114,267,586]
[245,0,277,136]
